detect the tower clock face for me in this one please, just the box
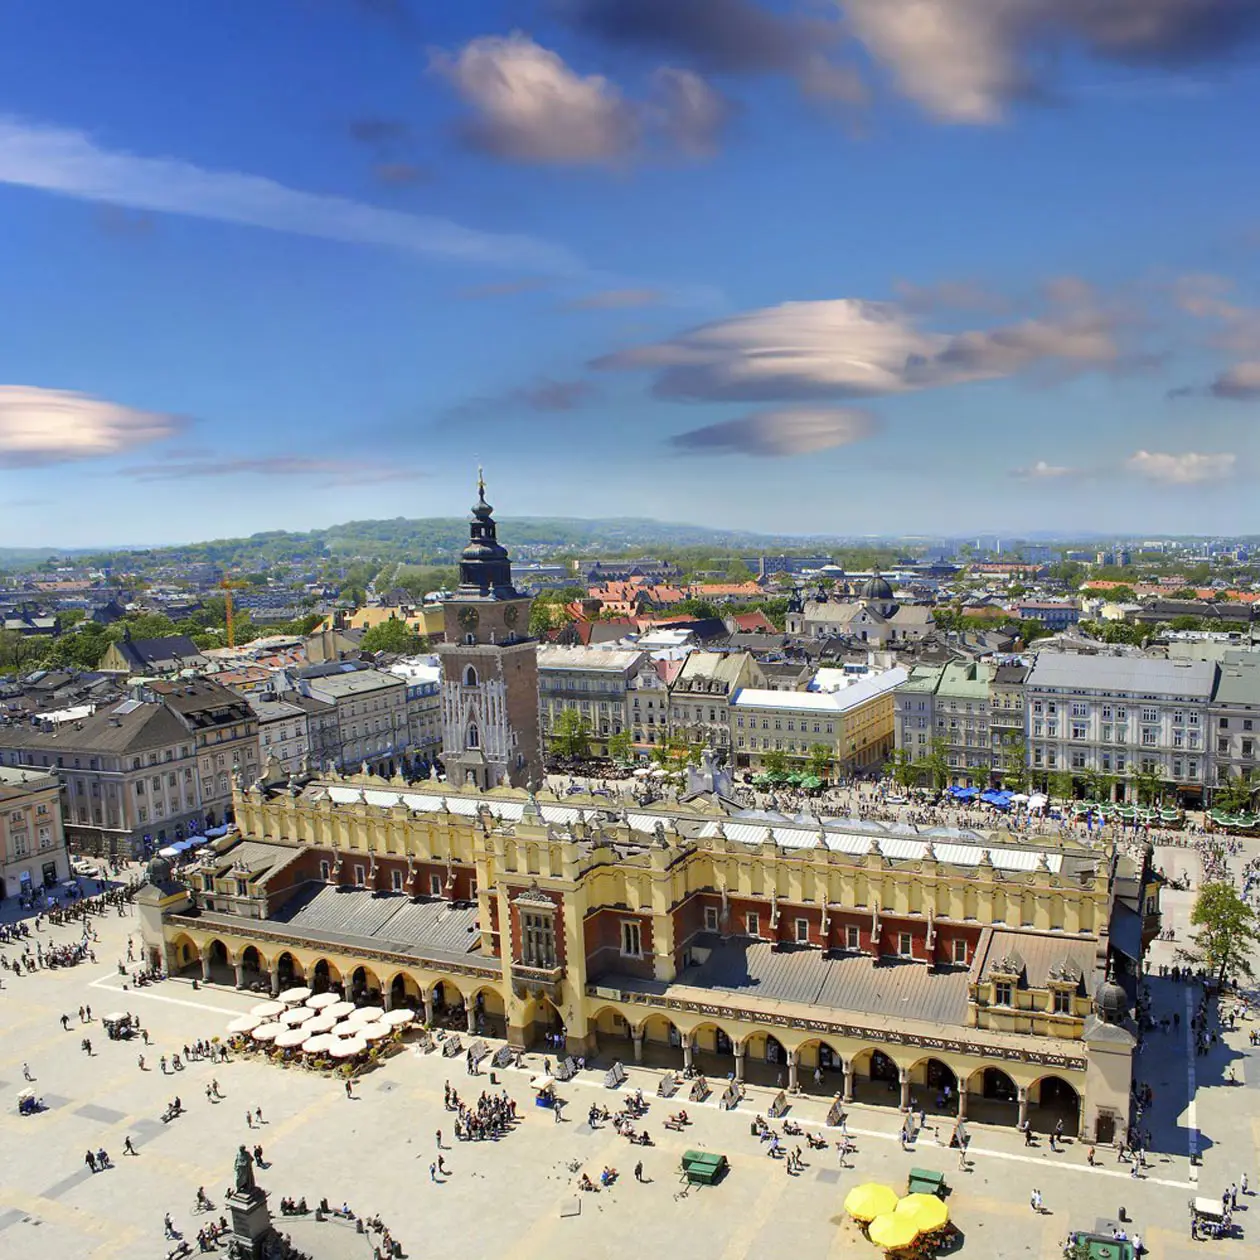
[503,604,519,627]
[458,606,480,630]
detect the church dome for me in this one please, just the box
[861,572,894,603]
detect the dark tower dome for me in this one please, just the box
[1094,977,1128,1024]
[457,470,518,599]
[861,570,895,603]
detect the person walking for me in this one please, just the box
[437,1155,448,1176]
[85,1150,97,1174]
[164,1214,176,1239]
[634,1160,644,1182]
[246,1110,253,1128]
[435,1130,442,1149]
[123,1136,136,1156]
[428,1162,438,1183]
[254,1107,263,1125]
[22,1062,32,1081]
[345,1080,354,1099]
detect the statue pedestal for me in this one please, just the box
[226,1187,272,1259]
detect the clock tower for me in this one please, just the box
[437,474,540,790]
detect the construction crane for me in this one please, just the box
[218,576,248,647]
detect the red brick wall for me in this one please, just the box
[583,909,654,980]
[507,886,566,967]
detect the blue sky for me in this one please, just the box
[2,1,1260,547]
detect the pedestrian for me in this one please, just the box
[22,1062,31,1081]
[1132,1232,1142,1255]
[124,1136,136,1156]
[60,1013,70,1031]
[429,1162,437,1183]
[206,1086,213,1103]
[246,1110,253,1128]
[86,1004,92,1021]
[437,1155,448,1176]
[164,1214,175,1238]
[435,1130,442,1149]
[634,1160,644,1182]
[78,1005,85,1023]
[253,1145,264,1166]
[1242,1172,1250,1196]
[138,1055,146,1071]
[82,1038,92,1056]
[1230,1184,1238,1211]
[86,1149,97,1174]
[1087,1145,1096,1166]
[345,1080,354,1099]
[255,1107,263,1125]
[1129,1159,1139,1180]
[160,1055,168,1074]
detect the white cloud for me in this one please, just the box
[0,114,583,275]
[594,297,1121,401]
[671,406,878,456]
[123,455,425,486]
[431,33,639,166]
[0,386,184,467]
[841,0,1260,123]
[1125,450,1236,484]
[1011,460,1081,479]
[650,67,735,157]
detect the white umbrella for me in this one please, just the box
[632,767,652,778]
[305,992,339,1010]
[18,1087,36,1101]
[279,986,312,1005]
[345,1006,384,1026]
[227,1015,261,1035]
[103,1011,130,1023]
[325,1001,356,1020]
[251,1001,285,1020]
[251,1022,284,1042]
[361,1024,392,1042]
[280,1006,316,1027]
[274,1028,308,1049]
[301,1034,335,1054]
[303,1012,340,1034]
[330,1037,367,1059]
[382,1009,415,1028]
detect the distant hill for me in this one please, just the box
[19,516,852,571]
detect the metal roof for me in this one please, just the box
[1025,653,1216,699]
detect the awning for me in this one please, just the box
[1109,901,1144,962]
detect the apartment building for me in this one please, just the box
[730,666,906,774]
[0,766,68,898]
[1023,655,1215,801]
[382,656,444,770]
[1209,654,1260,795]
[536,646,645,756]
[246,693,311,777]
[289,666,408,774]
[668,651,765,754]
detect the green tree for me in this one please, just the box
[886,748,919,790]
[123,612,176,639]
[998,735,1029,793]
[1048,770,1077,803]
[807,743,833,781]
[1213,771,1257,814]
[1169,587,1199,601]
[1188,881,1260,986]
[551,708,592,759]
[762,748,789,777]
[916,738,951,791]
[1105,585,1137,603]
[1170,616,1203,632]
[0,630,48,672]
[607,729,634,765]
[1133,765,1167,806]
[359,618,423,655]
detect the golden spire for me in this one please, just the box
[477,464,486,502]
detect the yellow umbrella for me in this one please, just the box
[896,1192,948,1234]
[844,1183,900,1222]
[868,1212,920,1251]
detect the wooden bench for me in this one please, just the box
[907,1167,946,1197]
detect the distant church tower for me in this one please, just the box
[437,473,540,790]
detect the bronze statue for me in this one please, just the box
[234,1143,256,1195]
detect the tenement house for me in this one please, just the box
[1,766,68,897]
[1208,653,1260,796]
[667,651,764,755]
[286,664,408,776]
[536,646,645,757]
[893,663,997,787]
[1023,655,1214,803]
[137,491,1145,1151]
[730,666,906,774]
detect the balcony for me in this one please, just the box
[509,960,565,1002]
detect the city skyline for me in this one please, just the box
[2,2,1260,545]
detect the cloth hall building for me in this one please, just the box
[140,489,1147,1148]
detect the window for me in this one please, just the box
[952,939,968,965]
[1071,723,1087,741]
[846,925,860,950]
[746,912,760,937]
[467,725,479,749]
[795,918,809,944]
[621,921,642,957]
[898,932,912,957]
[993,981,1013,1007]
[464,665,478,687]
[1071,702,1088,718]
[1070,750,1086,769]
[354,864,365,887]
[1053,989,1072,1015]
[430,873,443,896]
[1246,719,1254,732]
[704,906,719,932]
[521,911,557,969]
[1219,717,1229,729]
[320,859,331,882]
[392,869,403,892]
[1141,707,1159,724]
[1101,706,1112,720]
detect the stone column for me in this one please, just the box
[899,1068,911,1112]
[1017,1086,1029,1130]
[382,989,393,1012]
[233,962,245,990]
[787,1051,799,1094]
[269,965,280,997]
[466,1005,477,1035]
[632,1030,644,1064]
[201,954,212,982]
[957,1089,968,1120]
[842,1060,854,1103]
[682,1039,694,1073]
[734,1043,745,1083]
[423,991,435,1026]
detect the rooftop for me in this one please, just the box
[731,667,907,713]
[1025,653,1217,699]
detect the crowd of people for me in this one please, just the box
[445,1081,519,1143]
